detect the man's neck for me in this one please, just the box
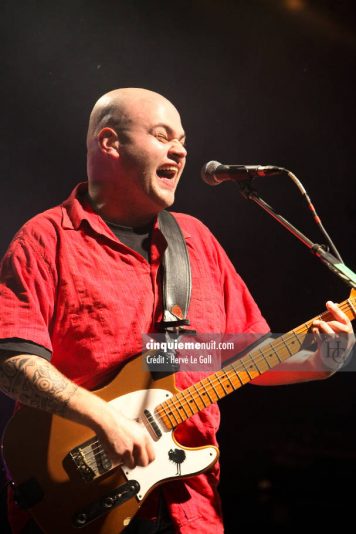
[86,191,157,227]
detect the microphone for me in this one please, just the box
[201,160,286,186]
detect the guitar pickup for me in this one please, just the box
[143,409,162,439]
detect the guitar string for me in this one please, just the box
[156,299,355,424]
[80,299,355,468]
[78,298,355,467]
[159,316,337,418]
[80,339,340,469]
[80,298,355,465]
[79,445,109,470]
[159,331,300,422]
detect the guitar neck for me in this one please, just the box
[156,292,356,430]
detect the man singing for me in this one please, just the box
[0,88,353,533]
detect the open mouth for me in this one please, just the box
[156,166,178,180]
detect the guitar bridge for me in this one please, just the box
[68,438,112,482]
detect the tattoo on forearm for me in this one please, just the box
[0,356,78,415]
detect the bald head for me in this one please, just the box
[86,88,178,147]
[86,87,187,226]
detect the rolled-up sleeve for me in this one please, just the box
[0,231,56,352]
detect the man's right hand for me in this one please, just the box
[93,405,156,469]
[0,353,155,469]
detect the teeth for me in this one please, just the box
[157,166,177,179]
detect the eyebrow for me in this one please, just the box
[152,123,186,141]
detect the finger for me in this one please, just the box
[312,320,337,335]
[133,442,150,467]
[313,320,352,335]
[148,443,156,463]
[122,449,135,469]
[311,326,334,353]
[144,436,156,463]
[326,301,351,326]
[140,434,156,466]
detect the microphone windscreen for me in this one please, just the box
[201,160,221,185]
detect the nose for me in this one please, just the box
[168,139,187,161]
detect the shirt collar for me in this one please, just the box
[61,182,111,237]
[61,182,191,239]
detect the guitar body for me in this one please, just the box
[2,354,219,533]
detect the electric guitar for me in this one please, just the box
[2,290,355,533]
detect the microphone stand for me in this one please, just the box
[237,180,356,289]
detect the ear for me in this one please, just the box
[97,128,120,157]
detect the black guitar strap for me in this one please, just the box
[156,210,194,334]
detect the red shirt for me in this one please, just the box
[0,183,269,532]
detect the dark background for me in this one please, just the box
[0,0,355,531]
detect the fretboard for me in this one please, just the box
[156,292,356,430]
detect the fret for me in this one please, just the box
[224,366,244,388]
[240,353,262,380]
[291,330,305,348]
[175,393,192,419]
[214,372,230,396]
[165,398,182,425]
[200,378,216,403]
[181,396,197,417]
[260,344,280,368]
[274,335,293,361]
[193,383,210,408]
[205,376,222,400]
[202,377,219,402]
[302,322,312,334]
[226,364,245,387]
[157,413,172,430]
[182,388,200,415]
[233,367,250,385]
[221,370,237,392]
[156,402,175,430]
[248,348,270,374]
